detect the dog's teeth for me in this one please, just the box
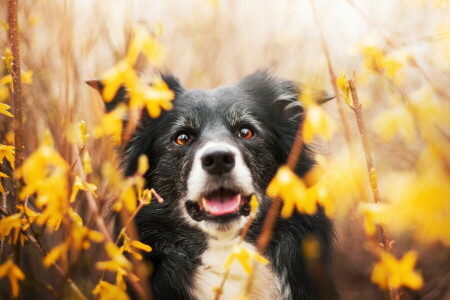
[200,198,206,209]
[237,194,241,203]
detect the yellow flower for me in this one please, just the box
[44,210,103,267]
[93,280,130,300]
[96,243,132,274]
[266,166,309,218]
[302,105,336,143]
[79,120,89,146]
[0,103,13,117]
[94,105,126,145]
[359,45,406,83]
[2,49,13,73]
[122,232,152,260]
[0,171,8,193]
[128,77,174,118]
[223,245,269,274]
[358,203,389,236]
[336,70,351,107]
[101,60,136,103]
[0,70,34,91]
[0,85,9,101]
[126,26,165,66]
[82,151,93,175]
[20,133,69,230]
[0,144,15,168]
[372,251,423,290]
[373,104,415,143]
[0,259,25,298]
[69,176,98,203]
[249,194,259,216]
[137,154,149,175]
[0,213,29,245]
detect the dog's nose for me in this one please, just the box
[201,148,235,175]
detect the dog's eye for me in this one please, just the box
[238,127,254,140]
[176,133,191,146]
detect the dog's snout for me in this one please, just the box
[201,147,235,175]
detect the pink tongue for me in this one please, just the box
[203,195,240,216]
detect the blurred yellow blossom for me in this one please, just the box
[224,244,269,274]
[122,232,152,260]
[336,70,351,107]
[96,242,133,279]
[101,60,136,102]
[2,49,13,73]
[266,165,308,218]
[359,45,407,83]
[44,210,103,266]
[69,176,98,203]
[0,171,8,192]
[249,194,259,216]
[94,105,126,145]
[126,26,165,66]
[267,164,335,217]
[373,103,416,143]
[302,103,336,143]
[0,144,15,168]
[128,77,174,119]
[93,280,130,300]
[0,259,25,298]
[20,133,69,230]
[82,151,93,175]
[358,203,389,236]
[0,212,30,245]
[0,103,13,118]
[372,251,423,290]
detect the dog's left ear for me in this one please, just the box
[86,74,185,113]
[86,80,128,113]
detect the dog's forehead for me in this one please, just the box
[172,86,256,125]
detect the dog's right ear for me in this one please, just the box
[86,74,184,113]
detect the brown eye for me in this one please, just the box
[176,133,191,145]
[238,127,254,140]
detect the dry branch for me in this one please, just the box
[7,0,24,211]
[348,70,399,300]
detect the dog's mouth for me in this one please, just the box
[185,188,252,223]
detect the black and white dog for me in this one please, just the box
[93,71,337,300]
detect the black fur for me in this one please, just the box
[116,71,337,299]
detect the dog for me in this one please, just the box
[91,71,337,300]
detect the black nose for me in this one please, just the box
[201,148,235,175]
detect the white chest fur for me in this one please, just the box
[191,239,281,300]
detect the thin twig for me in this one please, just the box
[0,193,6,260]
[310,0,354,148]
[347,70,399,300]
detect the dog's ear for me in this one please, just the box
[238,71,333,122]
[86,73,184,113]
[86,80,128,112]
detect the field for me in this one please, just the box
[1,0,450,299]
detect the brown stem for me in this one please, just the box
[310,0,354,148]
[8,0,24,214]
[348,71,399,300]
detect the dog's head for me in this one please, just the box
[91,71,330,239]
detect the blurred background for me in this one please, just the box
[1,0,449,299]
